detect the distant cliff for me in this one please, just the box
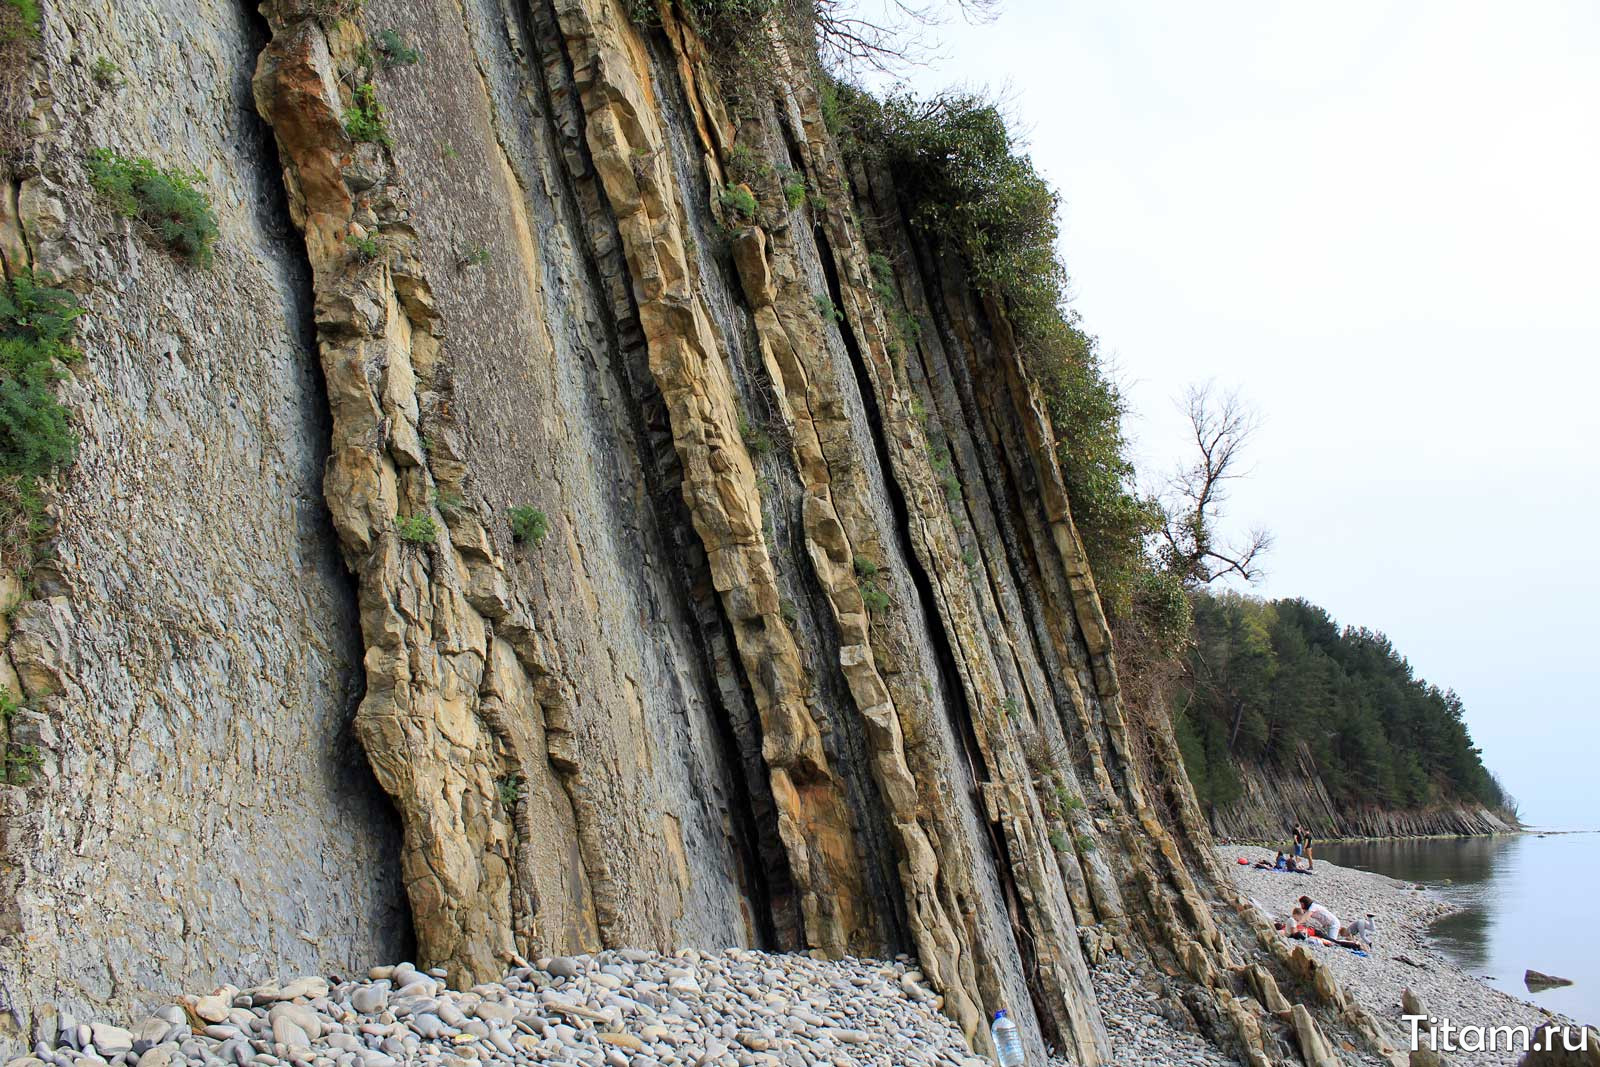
[1173,592,1516,842]
[1206,741,1517,843]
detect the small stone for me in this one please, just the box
[350,987,386,1015]
[91,1025,135,1055]
[544,958,582,980]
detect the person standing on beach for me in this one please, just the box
[1293,825,1304,858]
[1305,827,1315,870]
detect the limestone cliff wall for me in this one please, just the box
[1208,746,1515,843]
[0,1,1418,1065]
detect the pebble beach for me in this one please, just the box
[10,852,1579,1067]
[1219,846,1580,1066]
[2,951,989,1067]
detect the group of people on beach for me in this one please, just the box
[1248,823,1378,952]
[1280,893,1376,952]
[1250,824,1316,873]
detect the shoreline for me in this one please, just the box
[1218,829,1527,847]
[1217,847,1577,1066]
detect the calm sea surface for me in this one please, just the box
[1319,831,1600,1026]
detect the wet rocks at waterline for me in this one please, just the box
[8,950,991,1067]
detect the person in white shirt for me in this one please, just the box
[1297,895,1339,938]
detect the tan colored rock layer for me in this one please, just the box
[253,5,592,983]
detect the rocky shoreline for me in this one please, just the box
[1218,847,1577,1067]
[3,942,1261,1067]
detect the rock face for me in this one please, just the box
[1207,742,1516,841]
[0,0,1400,1064]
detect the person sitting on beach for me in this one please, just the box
[1273,851,1288,870]
[1253,852,1284,870]
[1298,895,1339,938]
[1287,907,1317,938]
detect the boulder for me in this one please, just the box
[1526,970,1575,991]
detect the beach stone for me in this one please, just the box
[544,958,582,979]
[91,1025,135,1055]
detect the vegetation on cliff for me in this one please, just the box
[1174,590,1510,818]
[0,270,80,568]
[826,82,1508,837]
[836,88,1182,643]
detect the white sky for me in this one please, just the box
[858,0,1600,826]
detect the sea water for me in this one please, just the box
[1320,830,1600,1025]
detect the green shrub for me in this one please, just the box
[852,555,877,579]
[375,28,420,67]
[813,294,843,323]
[3,740,39,783]
[779,168,807,209]
[458,245,490,270]
[1056,785,1085,814]
[346,233,382,261]
[1075,833,1097,854]
[0,0,39,42]
[396,514,437,543]
[727,144,770,180]
[0,271,80,554]
[90,56,120,88]
[780,597,798,624]
[860,583,890,615]
[1048,830,1069,852]
[845,90,1154,621]
[508,505,548,546]
[87,149,219,266]
[720,182,757,220]
[497,773,521,809]
[343,82,392,147]
[1002,697,1020,719]
[738,415,774,457]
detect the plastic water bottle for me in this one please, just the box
[991,1009,1025,1067]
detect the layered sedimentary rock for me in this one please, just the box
[1208,744,1516,842]
[0,0,1416,1065]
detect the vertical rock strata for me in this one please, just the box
[0,0,1411,1064]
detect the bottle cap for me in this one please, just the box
[994,1009,1007,1019]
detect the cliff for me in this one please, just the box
[0,0,1415,1064]
[1207,745,1517,843]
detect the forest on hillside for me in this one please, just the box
[1173,591,1510,817]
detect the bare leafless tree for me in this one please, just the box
[812,0,1000,74]
[1155,383,1271,584]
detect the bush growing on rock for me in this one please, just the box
[508,506,548,546]
[0,270,81,566]
[87,149,219,266]
[0,0,39,43]
[375,28,420,67]
[343,82,393,147]
[396,514,437,544]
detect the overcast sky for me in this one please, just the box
[860,1,1599,827]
